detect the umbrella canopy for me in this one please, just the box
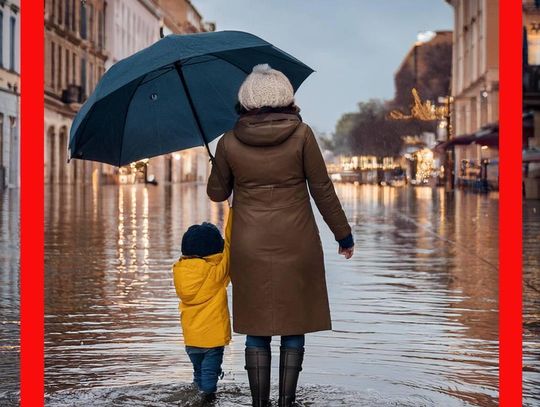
[69,30,314,167]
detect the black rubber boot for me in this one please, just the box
[245,347,271,407]
[278,347,304,407]
[200,392,216,405]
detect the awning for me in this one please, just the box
[475,125,499,147]
[524,148,540,162]
[435,113,536,153]
[434,123,498,152]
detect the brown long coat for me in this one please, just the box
[207,112,351,336]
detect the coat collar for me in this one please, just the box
[234,112,301,147]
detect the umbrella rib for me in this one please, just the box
[118,74,148,166]
[139,66,176,86]
[70,103,96,159]
[179,56,220,68]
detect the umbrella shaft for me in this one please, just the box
[174,62,214,160]
[174,62,229,195]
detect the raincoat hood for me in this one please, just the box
[233,112,301,147]
[174,253,223,305]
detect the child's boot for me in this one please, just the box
[200,392,216,405]
[245,347,271,407]
[278,347,304,407]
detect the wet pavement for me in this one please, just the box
[0,188,20,404]
[0,183,539,406]
[523,198,540,406]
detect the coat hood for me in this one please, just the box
[173,253,223,305]
[233,112,301,147]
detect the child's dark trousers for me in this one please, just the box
[185,346,224,394]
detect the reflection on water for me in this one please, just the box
[41,183,531,406]
[0,188,20,404]
[523,199,540,406]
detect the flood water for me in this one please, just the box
[523,198,540,406]
[0,182,531,406]
[0,189,20,405]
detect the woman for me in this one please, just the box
[207,64,354,407]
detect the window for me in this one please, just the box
[89,62,93,92]
[51,42,55,88]
[8,117,16,186]
[98,10,105,49]
[58,45,62,89]
[89,4,94,43]
[0,11,3,68]
[80,2,87,39]
[71,0,76,31]
[64,0,70,29]
[65,48,69,85]
[72,52,76,85]
[10,17,15,71]
[51,0,56,21]
[80,56,86,94]
[58,0,62,25]
[0,114,4,169]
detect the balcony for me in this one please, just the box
[524,65,540,108]
[523,0,540,12]
[61,84,85,104]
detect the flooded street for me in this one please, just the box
[523,198,540,406]
[0,189,20,404]
[37,183,536,406]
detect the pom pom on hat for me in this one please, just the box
[238,64,294,110]
[252,63,272,73]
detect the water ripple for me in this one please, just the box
[36,184,539,406]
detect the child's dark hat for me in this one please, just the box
[181,222,224,257]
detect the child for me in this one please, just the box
[172,209,233,401]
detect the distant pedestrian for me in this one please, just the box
[172,209,233,403]
[208,64,354,407]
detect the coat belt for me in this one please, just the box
[233,183,309,208]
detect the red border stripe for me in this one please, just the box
[16,1,524,405]
[499,0,522,405]
[20,0,45,405]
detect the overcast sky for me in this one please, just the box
[192,0,453,134]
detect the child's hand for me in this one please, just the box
[338,245,354,259]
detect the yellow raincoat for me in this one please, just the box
[172,209,232,348]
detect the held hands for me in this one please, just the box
[338,245,354,259]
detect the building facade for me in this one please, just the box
[523,0,540,199]
[105,0,161,69]
[446,0,500,188]
[0,0,19,189]
[149,0,215,185]
[44,0,107,185]
[102,0,162,183]
[155,0,214,35]
[44,0,214,186]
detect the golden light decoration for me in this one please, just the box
[414,148,435,182]
[389,88,450,121]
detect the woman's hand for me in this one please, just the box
[338,245,354,259]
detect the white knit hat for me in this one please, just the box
[238,64,294,110]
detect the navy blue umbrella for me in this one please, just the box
[69,30,314,167]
